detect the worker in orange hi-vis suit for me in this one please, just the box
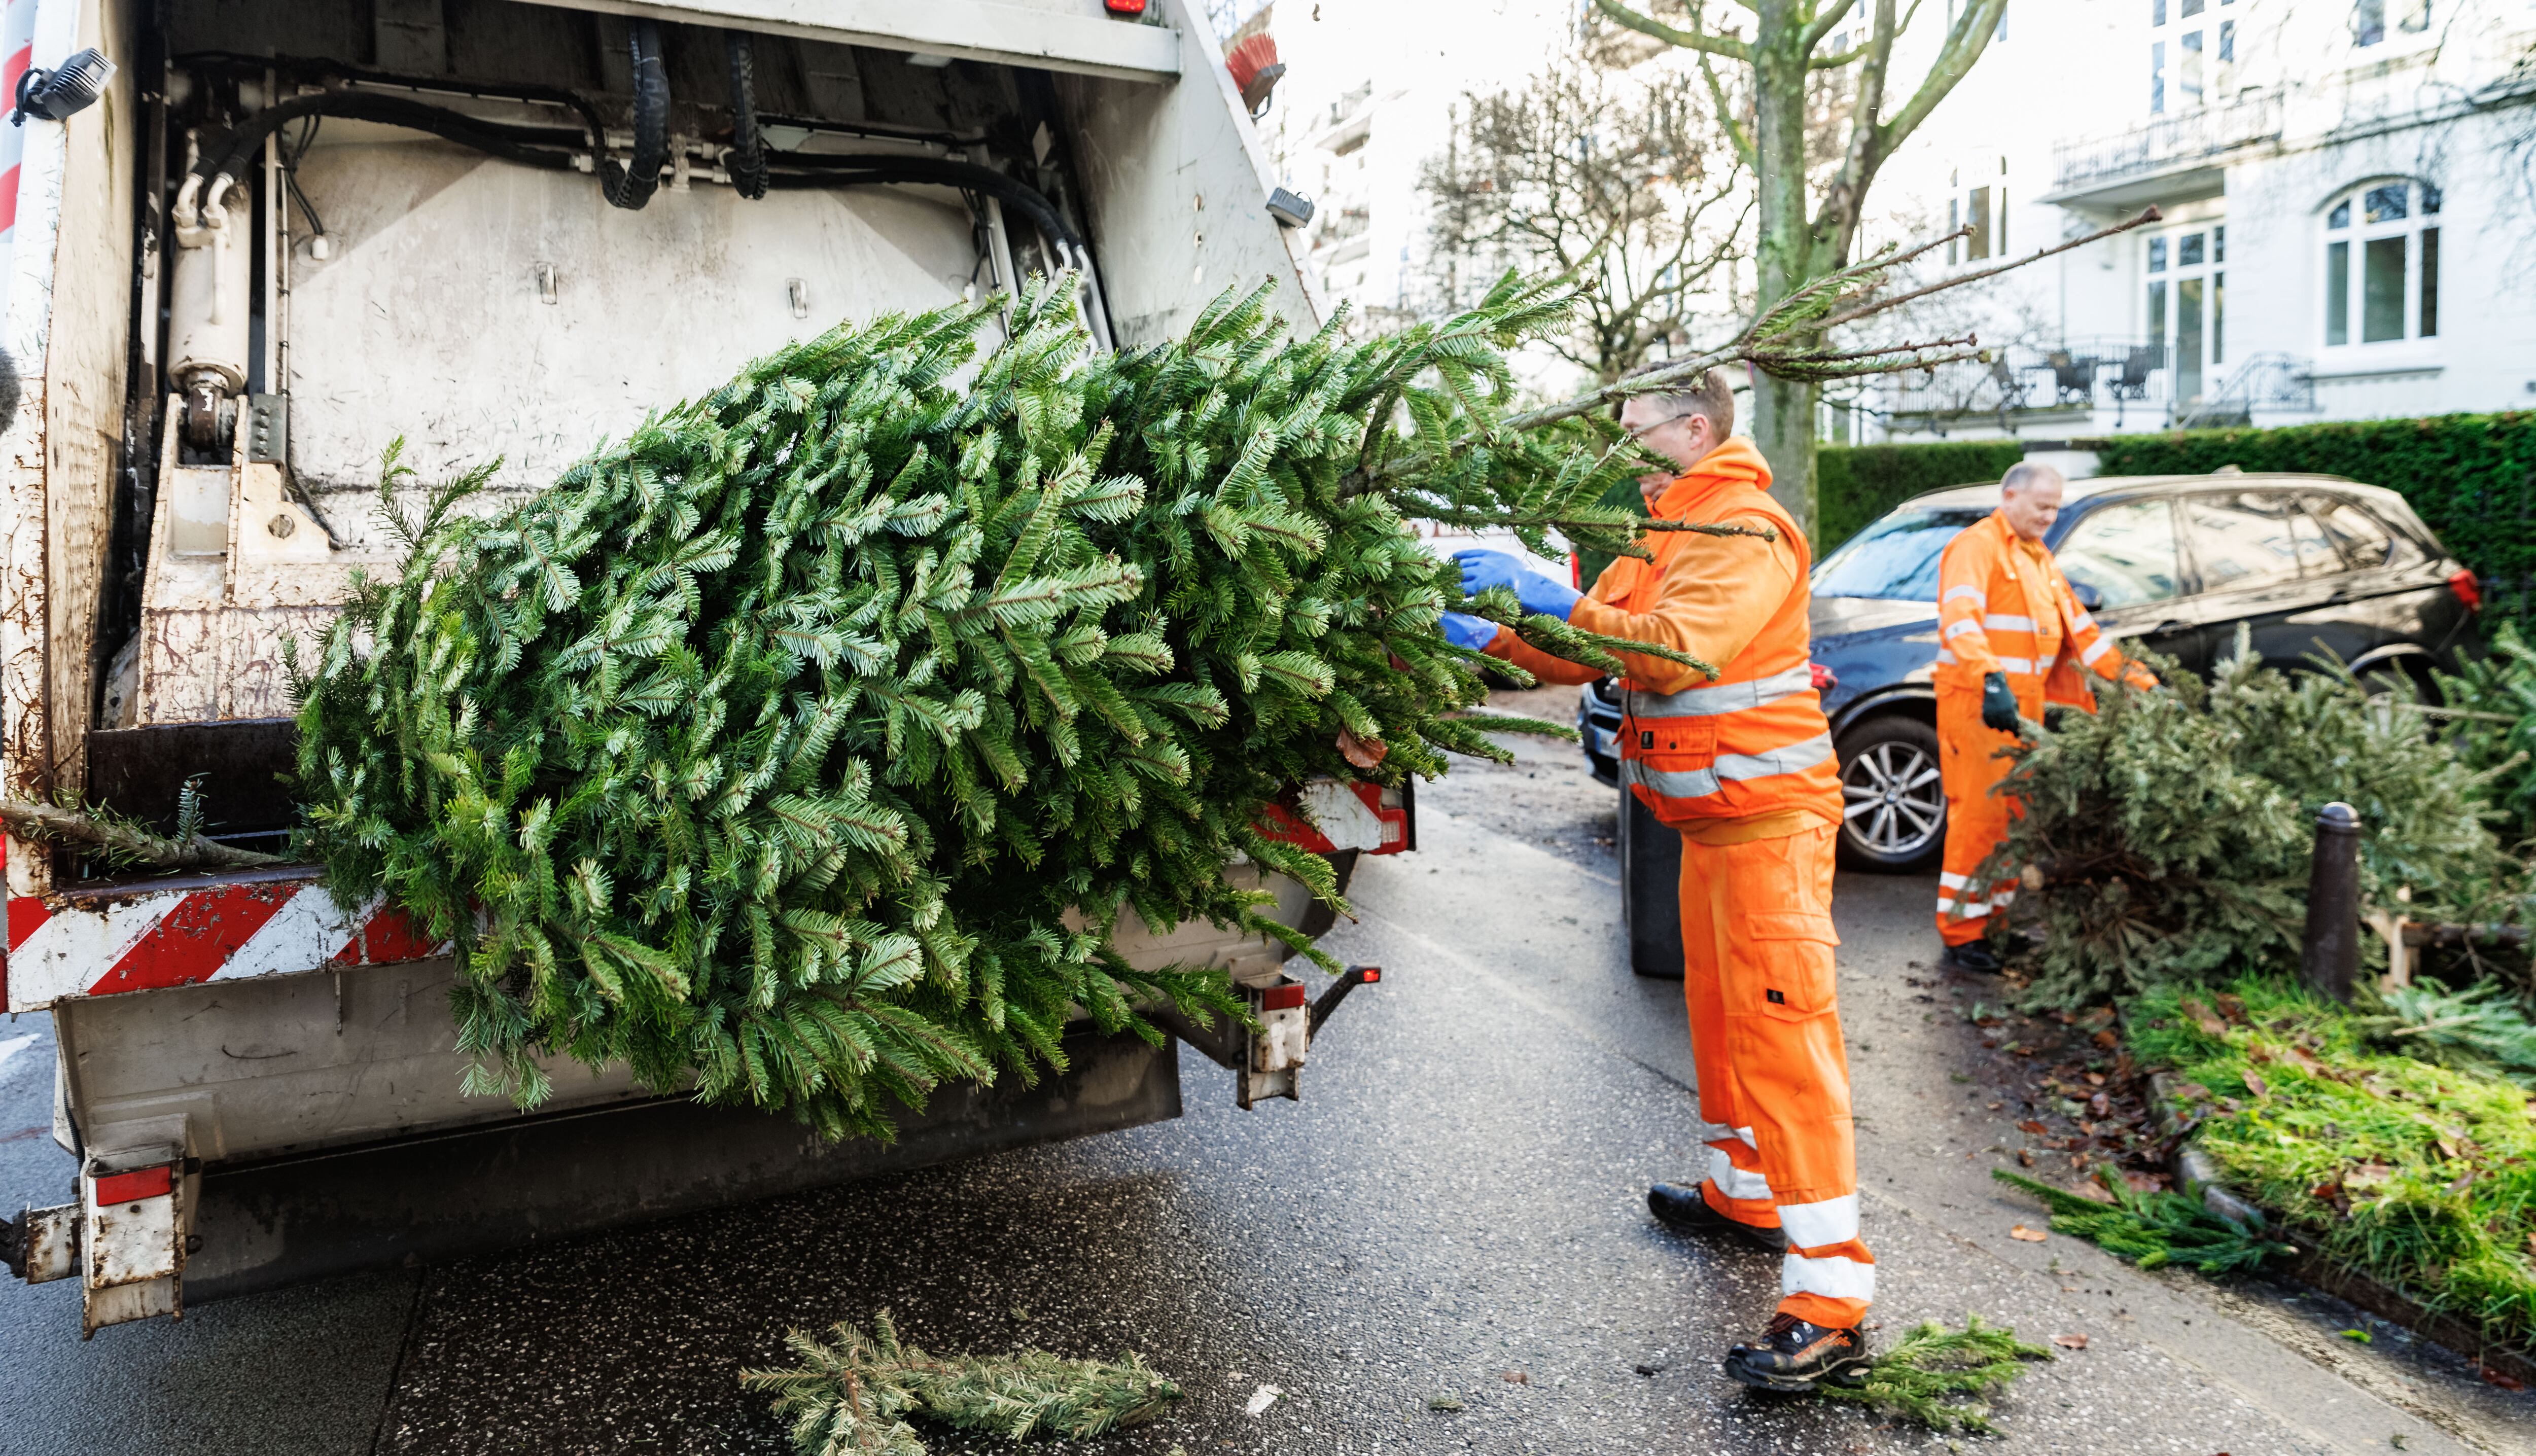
[1439,369,1872,1397]
[1930,461,2159,974]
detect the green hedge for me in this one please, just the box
[2095,414,2536,622]
[1816,441,2026,552]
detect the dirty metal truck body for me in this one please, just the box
[0,0,1399,1335]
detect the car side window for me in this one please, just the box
[2181,492,2308,593]
[2311,496,2396,570]
[2054,499,2185,607]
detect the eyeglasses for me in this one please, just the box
[1623,411,1697,440]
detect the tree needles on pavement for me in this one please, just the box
[741,1310,1179,1455]
[1818,1315,2053,1435]
[1993,1165,2291,1275]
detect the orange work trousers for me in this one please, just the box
[1934,683,2032,946]
[1678,821,1874,1328]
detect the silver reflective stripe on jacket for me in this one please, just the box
[1619,732,1837,799]
[1624,666,1815,720]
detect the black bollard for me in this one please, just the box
[2301,802,2362,1002]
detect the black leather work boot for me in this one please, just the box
[1939,940,2004,974]
[1722,1313,1873,1393]
[1646,1183,1788,1252]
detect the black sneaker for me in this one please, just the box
[1939,941,2004,974]
[1646,1182,1788,1252]
[1723,1313,1873,1394]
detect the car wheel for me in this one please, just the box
[1835,715,1946,873]
[1618,783,1685,977]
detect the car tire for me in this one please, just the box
[1618,783,1685,978]
[1834,714,1947,874]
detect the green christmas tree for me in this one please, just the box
[289,273,1692,1138]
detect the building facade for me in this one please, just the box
[1870,0,2536,442]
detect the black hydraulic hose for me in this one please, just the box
[602,18,669,211]
[194,89,583,189]
[724,30,769,201]
[764,155,1082,254]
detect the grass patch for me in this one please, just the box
[1821,1316,2054,1435]
[2128,976,2536,1351]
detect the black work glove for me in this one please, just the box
[1981,671,2022,735]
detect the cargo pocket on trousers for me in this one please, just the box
[1746,909,1839,1021]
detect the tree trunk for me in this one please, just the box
[1747,7,1821,543]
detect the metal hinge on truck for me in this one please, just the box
[1150,964,1382,1109]
[4,1131,200,1337]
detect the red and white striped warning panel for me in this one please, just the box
[5,869,443,1013]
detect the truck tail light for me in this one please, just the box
[1809,661,1839,691]
[1259,983,1308,1011]
[2447,567,2483,613]
[1104,0,1147,14]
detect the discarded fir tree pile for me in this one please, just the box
[1974,635,2520,1009]
[289,275,1688,1138]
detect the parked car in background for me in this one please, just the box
[1585,470,2486,973]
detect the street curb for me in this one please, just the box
[2143,1071,2536,1389]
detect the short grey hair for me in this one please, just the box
[1642,367,1735,439]
[2001,460,2065,494]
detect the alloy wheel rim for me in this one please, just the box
[1839,740,1943,857]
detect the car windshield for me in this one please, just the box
[1812,508,1990,601]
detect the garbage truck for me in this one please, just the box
[0,0,1406,1337]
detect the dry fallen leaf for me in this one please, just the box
[2017,1149,2036,1167]
[2052,1333,2090,1351]
[2242,1069,2270,1099]
[2010,1224,2049,1242]
[1499,1371,1529,1384]
[1336,727,1388,769]
[2179,998,2229,1039]
[2018,1119,2050,1136]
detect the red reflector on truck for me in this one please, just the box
[1360,967,1381,983]
[93,1165,172,1204]
[1259,984,1308,1011]
[2448,567,2483,612]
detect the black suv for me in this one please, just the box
[1582,472,2484,972]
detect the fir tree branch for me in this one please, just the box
[1,796,288,871]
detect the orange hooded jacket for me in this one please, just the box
[1486,438,1840,838]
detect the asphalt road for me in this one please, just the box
[4,686,2529,1454]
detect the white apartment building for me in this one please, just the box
[1249,0,1578,329]
[1871,0,2536,441]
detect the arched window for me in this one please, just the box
[2322,180,2439,348]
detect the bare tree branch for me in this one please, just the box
[1812,206,2160,334]
[1872,0,2009,159]
[1592,0,1751,61]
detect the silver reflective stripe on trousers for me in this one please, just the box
[1620,731,1836,799]
[1625,666,1814,720]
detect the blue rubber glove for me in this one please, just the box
[1439,612,1501,652]
[1453,548,1582,621]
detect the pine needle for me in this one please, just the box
[740,1310,1180,1455]
[1993,1165,2291,1274]
[1818,1315,2054,1434]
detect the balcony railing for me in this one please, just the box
[1885,340,2172,433]
[2051,90,2283,193]
[1881,341,2319,434]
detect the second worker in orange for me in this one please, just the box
[1929,461,2158,973]
[1441,369,1873,1396]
